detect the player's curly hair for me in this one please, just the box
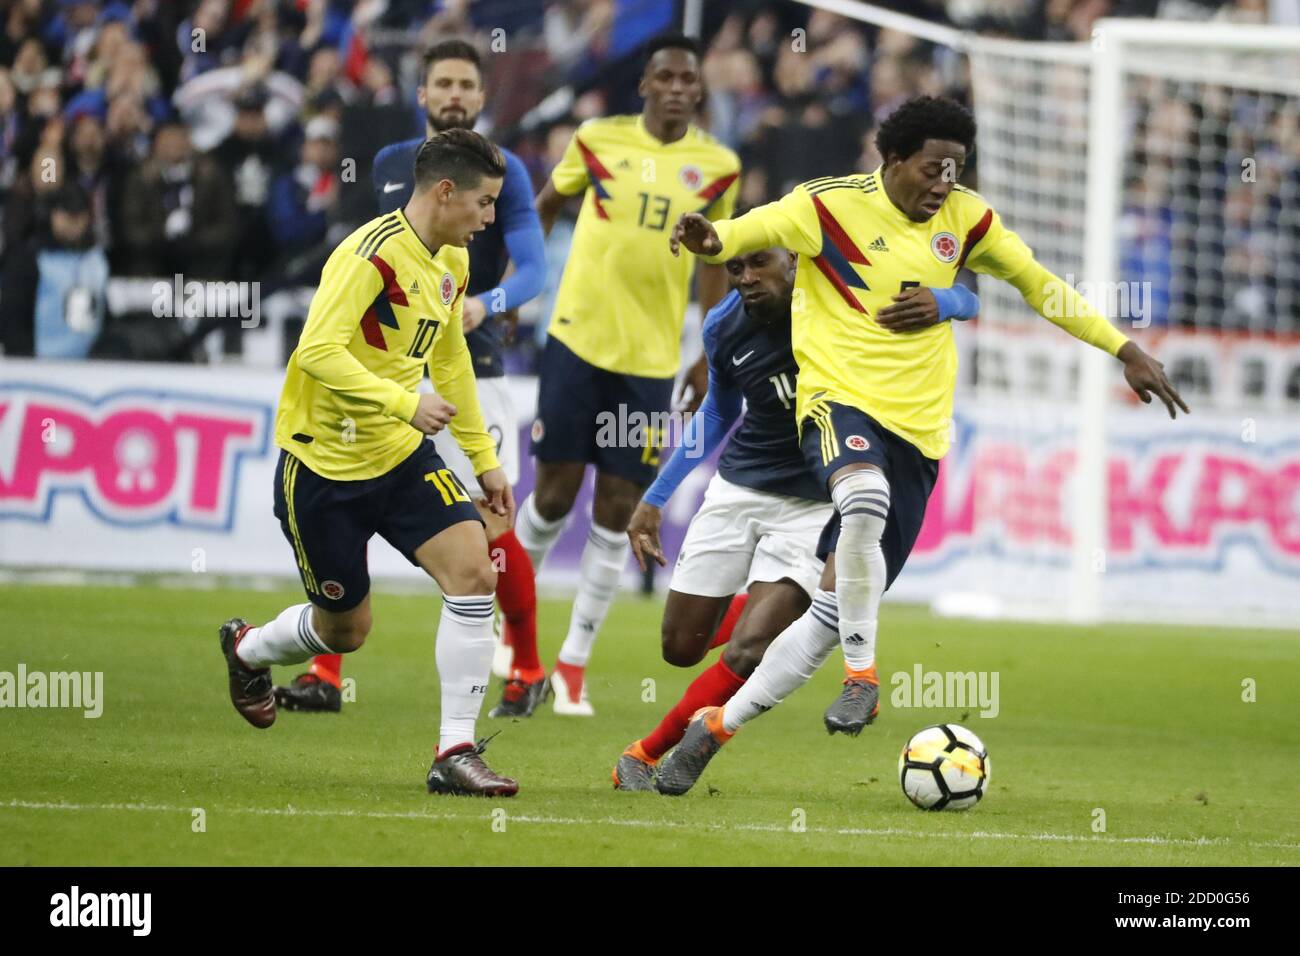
[414,128,505,189]
[875,96,977,162]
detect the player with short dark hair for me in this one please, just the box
[218,128,521,797]
[614,247,980,792]
[659,95,1188,793]
[520,33,740,716]
[276,39,549,719]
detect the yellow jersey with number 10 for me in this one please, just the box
[548,115,741,378]
[275,210,499,481]
[709,169,1129,459]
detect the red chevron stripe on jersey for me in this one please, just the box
[359,305,388,350]
[810,194,869,313]
[576,138,613,220]
[812,195,871,266]
[810,255,868,314]
[368,253,408,307]
[955,208,993,270]
[695,171,739,211]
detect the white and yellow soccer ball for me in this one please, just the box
[898,724,990,811]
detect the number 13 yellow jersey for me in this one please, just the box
[548,115,741,378]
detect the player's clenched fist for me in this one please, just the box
[627,501,666,572]
[669,212,722,258]
[410,393,457,434]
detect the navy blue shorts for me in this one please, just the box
[530,335,675,487]
[273,442,482,612]
[800,402,939,590]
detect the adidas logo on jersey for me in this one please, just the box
[617,159,632,170]
[408,279,420,295]
[868,235,889,252]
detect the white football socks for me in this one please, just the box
[515,494,566,574]
[436,594,496,755]
[556,523,628,668]
[721,589,840,733]
[236,603,331,669]
[830,469,890,672]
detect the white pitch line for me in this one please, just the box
[4,799,1299,852]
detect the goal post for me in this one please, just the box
[730,3,1300,627]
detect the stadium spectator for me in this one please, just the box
[4,125,65,257]
[212,84,277,283]
[81,14,130,92]
[176,0,251,83]
[43,0,102,62]
[103,81,153,165]
[173,33,305,151]
[0,0,44,67]
[302,43,350,106]
[356,55,399,107]
[63,101,111,249]
[9,36,59,96]
[118,119,236,278]
[1,182,108,359]
[101,36,171,125]
[543,0,613,80]
[267,114,339,283]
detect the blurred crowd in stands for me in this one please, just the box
[0,0,1295,362]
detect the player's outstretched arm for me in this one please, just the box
[1004,261,1189,419]
[961,207,1188,419]
[672,187,822,262]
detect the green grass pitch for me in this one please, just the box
[2,582,1297,866]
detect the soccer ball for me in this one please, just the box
[898,724,990,811]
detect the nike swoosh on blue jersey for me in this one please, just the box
[732,350,755,365]
[383,182,406,193]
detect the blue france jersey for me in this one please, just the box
[704,291,828,502]
[371,138,542,378]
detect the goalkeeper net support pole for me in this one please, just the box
[1073,22,1125,624]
